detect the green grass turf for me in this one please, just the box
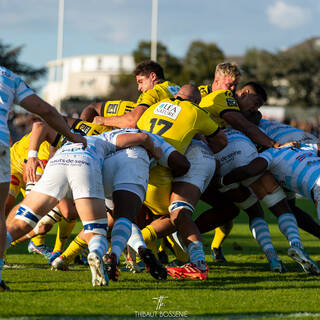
[1,198,320,320]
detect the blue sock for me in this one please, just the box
[88,235,108,258]
[250,217,279,262]
[111,218,132,262]
[278,213,303,248]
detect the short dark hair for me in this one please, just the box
[244,81,267,103]
[133,60,165,79]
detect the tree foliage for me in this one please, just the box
[182,41,225,85]
[0,40,46,84]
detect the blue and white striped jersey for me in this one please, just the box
[58,128,176,169]
[259,145,320,199]
[0,67,34,146]
[258,118,318,144]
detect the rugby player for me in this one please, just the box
[4,129,167,286]
[0,66,86,292]
[137,84,227,280]
[220,143,320,274]
[93,60,180,128]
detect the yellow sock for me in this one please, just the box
[141,225,158,259]
[61,235,87,264]
[53,218,77,252]
[158,238,168,254]
[211,220,233,250]
[32,234,45,246]
[166,235,189,263]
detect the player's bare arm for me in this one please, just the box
[206,129,228,153]
[20,94,87,148]
[223,111,275,148]
[116,132,162,160]
[223,157,268,186]
[167,151,190,177]
[93,105,147,128]
[80,102,103,121]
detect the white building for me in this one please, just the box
[42,54,135,109]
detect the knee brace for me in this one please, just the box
[15,205,42,228]
[235,193,258,210]
[83,218,108,236]
[169,201,194,214]
[261,186,286,208]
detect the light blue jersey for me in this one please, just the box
[259,145,320,199]
[0,67,34,146]
[216,128,258,176]
[58,128,176,169]
[258,118,318,145]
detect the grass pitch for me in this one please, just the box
[1,198,320,320]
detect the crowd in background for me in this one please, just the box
[8,108,80,145]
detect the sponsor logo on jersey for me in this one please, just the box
[153,103,181,120]
[226,98,237,107]
[78,123,92,135]
[106,103,119,114]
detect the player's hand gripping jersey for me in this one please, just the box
[52,119,112,149]
[199,89,240,128]
[10,132,50,198]
[136,81,180,108]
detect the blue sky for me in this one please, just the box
[1,0,319,90]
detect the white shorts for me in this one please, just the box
[103,146,149,202]
[0,143,10,183]
[33,154,104,201]
[174,140,216,193]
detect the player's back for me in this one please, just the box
[137,97,218,154]
[260,146,320,199]
[258,118,318,144]
[199,89,239,128]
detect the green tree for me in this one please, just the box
[240,48,279,97]
[0,40,46,84]
[182,41,225,85]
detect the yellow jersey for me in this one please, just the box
[100,100,136,117]
[10,133,50,197]
[137,97,219,154]
[136,81,180,108]
[52,120,111,149]
[199,89,240,128]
